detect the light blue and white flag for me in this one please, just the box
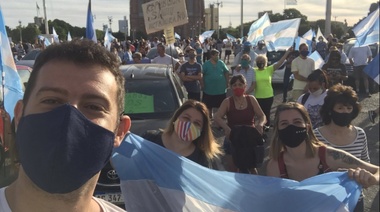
[247,13,271,46]
[316,26,328,43]
[286,0,297,5]
[67,31,72,41]
[199,30,214,43]
[302,28,315,41]
[0,7,24,119]
[86,0,97,42]
[104,29,115,51]
[352,8,379,47]
[226,33,236,42]
[295,36,312,55]
[175,32,181,39]
[264,18,300,51]
[112,133,361,212]
[38,35,51,47]
[364,54,379,84]
[52,27,59,43]
[309,51,325,69]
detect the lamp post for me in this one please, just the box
[18,20,22,42]
[210,1,222,39]
[197,20,203,36]
[131,29,136,41]
[190,26,195,38]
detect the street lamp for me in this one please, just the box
[131,29,136,41]
[197,20,203,35]
[190,26,195,38]
[210,1,222,39]
[18,20,22,42]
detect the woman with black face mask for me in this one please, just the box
[314,84,368,212]
[322,49,347,87]
[267,102,379,212]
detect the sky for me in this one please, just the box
[0,0,376,33]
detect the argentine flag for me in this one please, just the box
[302,29,315,41]
[364,54,379,84]
[264,18,301,51]
[309,51,325,69]
[199,30,215,43]
[112,133,361,212]
[352,8,379,47]
[226,33,236,42]
[247,13,270,46]
[0,6,24,119]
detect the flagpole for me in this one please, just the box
[43,0,49,34]
[240,0,243,37]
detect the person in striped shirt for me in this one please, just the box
[314,84,369,211]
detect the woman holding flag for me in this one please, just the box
[142,100,223,168]
[254,47,293,131]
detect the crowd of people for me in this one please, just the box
[1,31,378,211]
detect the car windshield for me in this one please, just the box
[124,79,178,119]
[22,50,40,60]
[267,51,285,65]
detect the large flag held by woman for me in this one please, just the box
[112,133,361,212]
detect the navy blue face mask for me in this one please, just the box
[300,50,309,57]
[16,104,115,194]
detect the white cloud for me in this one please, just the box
[1,0,375,33]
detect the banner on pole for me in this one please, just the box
[164,26,175,44]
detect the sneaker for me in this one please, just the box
[368,110,377,123]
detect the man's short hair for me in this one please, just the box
[25,39,125,115]
[133,52,142,59]
[210,49,219,56]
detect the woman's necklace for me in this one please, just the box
[234,96,245,109]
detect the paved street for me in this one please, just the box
[215,50,379,212]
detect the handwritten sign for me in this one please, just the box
[124,93,154,114]
[164,26,175,44]
[142,0,188,34]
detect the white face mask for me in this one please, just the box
[310,88,323,97]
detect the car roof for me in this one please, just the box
[119,64,173,79]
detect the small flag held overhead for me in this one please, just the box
[286,0,297,5]
[86,0,97,42]
[67,31,72,41]
[52,27,59,43]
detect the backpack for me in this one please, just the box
[229,125,265,171]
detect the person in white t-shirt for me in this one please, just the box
[291,43,315,101]
[297,69,328,129]
[151,43,179,65]
[348,45,372,97]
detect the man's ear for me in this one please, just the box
[114,115,131,147]
[13,100,24,128]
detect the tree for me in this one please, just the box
[368,1,379,14]
[22,24,41,43]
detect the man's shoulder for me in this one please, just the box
[93,197,126,211]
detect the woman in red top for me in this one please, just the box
[215,75,266,174]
